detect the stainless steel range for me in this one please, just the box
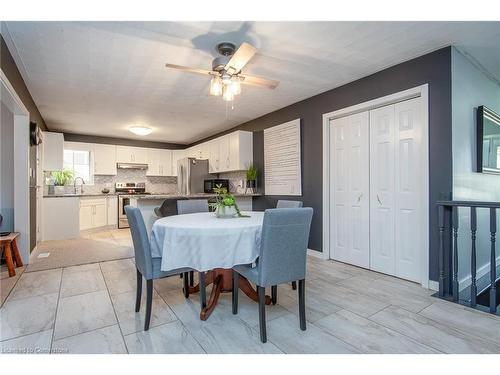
[116,182,150,229]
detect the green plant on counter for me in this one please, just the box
[246,164,258,181]
[51,169,74,186]
[208,184,249,218]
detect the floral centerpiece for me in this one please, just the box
[209,184,249,218]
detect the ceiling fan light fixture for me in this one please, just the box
[129,126,153,136]
[209,77,223,96]
[230,77,242,96]
[222,85,234,102]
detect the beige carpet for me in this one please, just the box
[26,237,134,272]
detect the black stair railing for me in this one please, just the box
[437,201,500,315]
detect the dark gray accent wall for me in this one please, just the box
[192,47,453,282]
[63,133,186,149]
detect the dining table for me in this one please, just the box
[150,211,272,320]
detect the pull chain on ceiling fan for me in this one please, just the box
[165,42,279,104]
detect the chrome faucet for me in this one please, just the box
[74,177,85,195]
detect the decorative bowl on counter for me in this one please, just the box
[101,188,110,194]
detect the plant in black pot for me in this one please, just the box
[245,164,258,194]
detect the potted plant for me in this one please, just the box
[51,169,74,195]
[209,184,249,218]
[245,164,258,193]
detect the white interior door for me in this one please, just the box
[330,112,370,268]
[393,97,423,282]
[369,104,396,275]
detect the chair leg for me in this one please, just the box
[199,271,206,309]
[183,272,189,298]
[258,286,267,343]
[291,281,297,290]
[271,285,277,305]
[144,279,153,331]
[298,279,306,331]
[189,270,194,287]
[135,269,142,312]
[232,271,239,314]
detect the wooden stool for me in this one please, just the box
[0,232,23,277]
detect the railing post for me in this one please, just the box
[438,205,445,297]
[452,206,459,302]
[490,208,497,314]
[470,207,477,308]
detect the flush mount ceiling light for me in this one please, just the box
[129,126,152,136]
[165,42,279,104]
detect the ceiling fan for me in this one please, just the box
[165,42,279,103]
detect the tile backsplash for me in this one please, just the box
[45,169,178,195]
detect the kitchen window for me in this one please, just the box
[63,149,93,184]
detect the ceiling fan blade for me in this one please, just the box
[239,74,280,89]
[224,42,257,75]
[165,63,217,77]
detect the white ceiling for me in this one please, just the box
[2,21,500,144]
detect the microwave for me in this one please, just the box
[204,179,230,193]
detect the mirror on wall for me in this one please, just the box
[477,105,500,174]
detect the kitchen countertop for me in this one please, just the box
[43,193,117,198]
[43,192,261,198]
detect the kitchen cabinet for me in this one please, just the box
[146,149,173,176]
[107,196,118,225]
[171,149,185,176]
[206,131,252,173]
[219,134,231,172]
[93,144,117,175]
[42,132,64,171]
[79,197,107,230]
[209,139,221,173]
[42,197,80,240]
[116,146,148,164]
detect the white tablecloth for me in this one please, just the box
[150,212,264,272]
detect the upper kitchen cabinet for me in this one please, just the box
[146,148,172,176]
[42,132,64,171]
[170,149,185,176]
[229,131,253,171]
[93,144,117,175]
[116,146,148,164]
[207,130,253,173]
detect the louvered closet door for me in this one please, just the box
[369,105,396,276]
[330,112,370,268]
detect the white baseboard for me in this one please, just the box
[307,248,328,259]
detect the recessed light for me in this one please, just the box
[129,126,152,136]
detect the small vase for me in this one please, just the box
[216,205,237,218]
[54,186,66,195]
[245,179,257,194]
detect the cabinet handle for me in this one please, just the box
[377,194,382,205]
[357,193,363,203]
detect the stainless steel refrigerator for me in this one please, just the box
[177,158,211,195]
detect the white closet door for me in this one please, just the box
[394,97,423,282]
[330,112,370,268]
[369,105,396,275]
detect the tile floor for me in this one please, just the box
[2,240,500,353]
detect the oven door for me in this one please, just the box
[118,195,131,229]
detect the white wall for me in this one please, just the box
[0,101,15,232]
[451,47,500,284]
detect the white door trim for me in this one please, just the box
[1,68,31,264]
[322,84,430,288]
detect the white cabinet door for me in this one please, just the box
[159,149,172,176]
[146,149,161,176]
[209,139,220,173]
[171,150,184,176]
[229,131,253,170]
[107,197,118,226]
[42,132,64,171]
[219,135,230,172]
[132,147,148,164]
[393,97,423,283]
[369,105,396,276]
[93,144,117,175]
[330,112,370,268]
[199,142,210,159]
[116,146,134,163]
[79,204,94,231]
[93,201,108,228]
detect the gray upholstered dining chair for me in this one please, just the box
[176,198,210,302]
[276,200,303,208]
[177,199,209,215]
[154,198,179,218]
[276,200,304,290]
[232,207,313,343]
[125,206,191,331]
